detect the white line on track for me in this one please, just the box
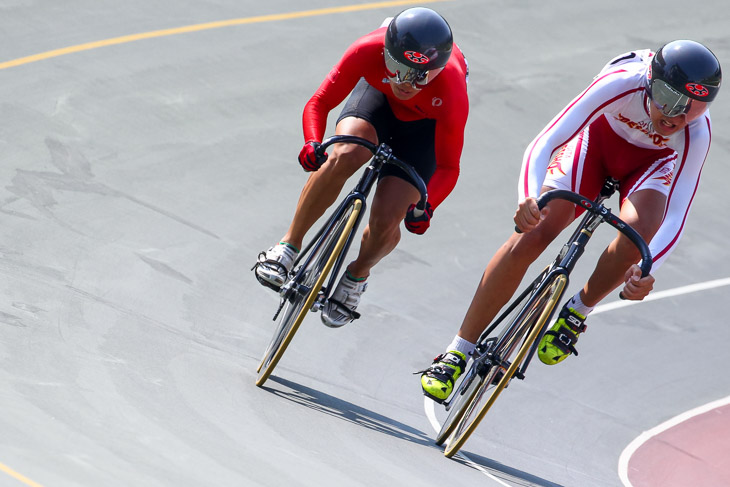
[423,276,730,485]
[423,403,513,486]
[591,277,730,316]
[617,394,730,487]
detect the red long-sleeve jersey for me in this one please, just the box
[302,27,469,210]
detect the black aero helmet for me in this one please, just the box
[384,7,453,86]
[649,40,722,118]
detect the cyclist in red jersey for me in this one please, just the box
[255,7,469,328]
[421,40,721,403]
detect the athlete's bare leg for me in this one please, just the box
[456,193,575,343]
[346,176,420,279]
[579,189,666,306]
[281,117,377,250]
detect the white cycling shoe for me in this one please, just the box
[321,272,368,328]
[254,243,298,291]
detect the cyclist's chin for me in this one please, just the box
[389,82,420,100]
[653,117,686,136]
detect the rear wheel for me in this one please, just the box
[255,200,361,387]
[443,274,567,457]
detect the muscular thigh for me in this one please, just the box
[336,78,437,191]
[543,123,607,205]
[371,176,420,224]
[381,118,437,188]
[332,79,385,165]
[337,78,393,144]
[619,189,667,243]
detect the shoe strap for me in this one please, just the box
[252,258,285,292]
[544,326,580,356]
[421,363,459,386]
[559,308,588,333]
[414,352,466,377]
[326,298,361,321]
[261,258,288,274]
[438,352,466,368]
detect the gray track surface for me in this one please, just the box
[1,1,728,486]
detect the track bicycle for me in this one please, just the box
[253,135,428,387]
[436,177,653,457]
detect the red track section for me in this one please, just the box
[627,404,730,487]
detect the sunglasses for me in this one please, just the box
[384,50,442,89]
[650,78,710,120]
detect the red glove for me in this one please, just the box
[298,141,328,172]
[404,202,434,235]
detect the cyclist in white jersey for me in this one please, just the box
[420,40,721,403]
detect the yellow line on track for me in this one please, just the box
[0,461,45,487]
[0,0,449,70]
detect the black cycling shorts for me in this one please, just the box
[337,78,437,186]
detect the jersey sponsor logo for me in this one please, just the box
[654,171,674,186]
[404,51,430,64]
[615,113,670,147]
[432,97,443,107]
[547,159,567,176]
[547,146,569,176]
[547,158,566,176]
[685,82,709,97]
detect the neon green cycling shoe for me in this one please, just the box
[538,307,587,365]
[420,351,467,403]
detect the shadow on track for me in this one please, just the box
[262,377,564,486]
[262,376,434,447]
[450,450,565,487]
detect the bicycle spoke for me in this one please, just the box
[255,201,361,387]
[436,360,488,445]
[443,274,567,457]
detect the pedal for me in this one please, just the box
[310,290,327,312]
[252,253,285,292]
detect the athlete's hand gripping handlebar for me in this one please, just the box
[318,135,429,213]
[532,189,652,278]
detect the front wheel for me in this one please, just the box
[443,274,567,457]
[435,361,486,445]
[255,200,362,387]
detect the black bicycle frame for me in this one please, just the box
[473,178,652,381]
[286,135,428,302]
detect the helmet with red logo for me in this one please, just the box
[383,7,453,87]
[649,40,722,119]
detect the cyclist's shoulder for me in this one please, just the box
[450,43,469,79]
[596,49,652,78]
[430,45,469,97]
[583,49,651,100]
[685,114,713,144]
[339,28,387,68]
[348,27,386,51]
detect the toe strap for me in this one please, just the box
[543,326,580,356]
[419,352,466,384]
[252,253,288,291]
[423,365,457,387]
[326,298,361,321]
